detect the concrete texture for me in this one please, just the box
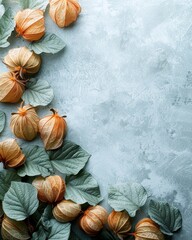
[0,0,192,239]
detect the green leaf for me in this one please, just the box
[0,169,21,201]
[47,219,71,240]
[31,226,47,240]
[0,8,15,48]
[17,145,54,177]
[0,3,5,19]
[29,33,66,54]
[19,0,48,11]
[3,182,39,221]
[47,141,90,176]
[0,110,5,133]
[108,183,148,217]
[22,78,54,107]
[65,170,102,205]
[148,200,182,235]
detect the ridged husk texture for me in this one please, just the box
[53,200,81,223]
[0,139,25,168]
[0,72,24,103]
[49,0,81,27]
[10,104,39,141]
[80,205,108,236]
[1,216,30,240]
[108,210,132,239]
[15,9,45,41]
[39,109,67,150]
[3,47,41,79]
[32,175,66,203]
[135,218,164,240]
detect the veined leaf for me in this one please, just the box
[19,0,48,11]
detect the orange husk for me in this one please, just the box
[32,175,66,203]
[15,9,45,41]
[0,72,24,103]
[39,109,67,150]
[49,0,81,27]
[80,205,108,236]
[0,139,25,168]
[108,210,132,239]
[134,218,165,240]
[10,103,39,141]
[3,47,41,79]
[53,200,81,223]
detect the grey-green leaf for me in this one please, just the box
[108,183,147,217]
[65,170,102,205]
[0,8,15,48]
[29,33,66,54]
[19,0,48,11]
[22,78,54,107]
[47,219,71,240]
[148,200,182,235]
[3,182,39,221]
[47,141,90,176]
[31,226,47,240]
[0,3,5,19]
[0,110,5,133]
[17,145,54,177]
[0,169,21,201]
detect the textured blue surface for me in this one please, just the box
[0,0,192,238]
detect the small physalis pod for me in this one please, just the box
[15,9,45,41]
[49,0,81,27]
[0,139,25,168]
[39,109,67,150]
[10,103,39,141]
[32,175,66,203]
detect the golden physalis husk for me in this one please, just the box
[53,199,81,223]
[10,103,39,141]
[1,216,30,240]
[3,47,41,79]
[134,218,165,240]
[15,9,45,41]
[49,0,81,27]
[0,139,25,168]
[0,72,24,103]
[108,210,132,239]
[39,109,67,150]
[80,205,108,236]
[32,175,66,203]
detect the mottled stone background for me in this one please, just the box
[0,0,192,239]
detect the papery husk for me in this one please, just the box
[49,0,81,27]
[53,199,81,222]
[80,205,108,236]
[0,139,25,168]
[15,9,45,41]
[39,109,67,150]
[0,72,24,103]
[32,175,66,203]
[3,47,41,79]
[1,216,30,240]
[135,218,165,240]
[10,103,39,141]
[108,210,132,239]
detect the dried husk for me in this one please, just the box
[15,9,45,41]
[0,72,24,103]
[135,218,165,240]
[0,139,25,168]
[80,205,108,236]
[49,0,81,27]
[39,109,67,150]
[53,199,81,222]
[10,103,39,141]
[1,216,30,240]
[3,47,41,79]
[32,175,66,203]
[108,210,132,239]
